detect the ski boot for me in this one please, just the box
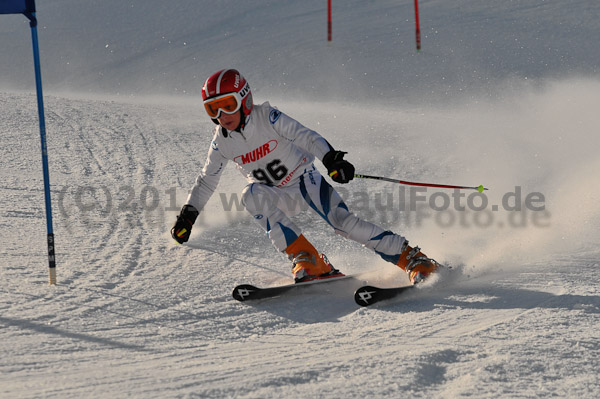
[397,242,440,284]
[285,234,343,283]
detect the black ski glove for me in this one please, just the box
[322,150,355,184]
[171,204,199,244]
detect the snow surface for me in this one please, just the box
[1,0,599,398]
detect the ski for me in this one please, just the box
[232,274,353,302]
[354,284,416,307]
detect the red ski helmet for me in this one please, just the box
[202,69,253,119]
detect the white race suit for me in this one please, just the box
[185,102,407,264]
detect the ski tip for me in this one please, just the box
[232,284,259,302]
[354,285,380,307]
[354,284,416,307]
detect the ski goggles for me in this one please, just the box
[203,92,243,119]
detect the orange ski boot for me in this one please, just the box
[285,234,343,283]
[396,243,439,284]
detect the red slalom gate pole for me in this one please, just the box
[327,0,332,41]
[414,0,421,51]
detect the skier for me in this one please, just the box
[172,69,439,284]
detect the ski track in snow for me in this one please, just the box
[2,0,600,397]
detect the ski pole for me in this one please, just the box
[354,173,487,192]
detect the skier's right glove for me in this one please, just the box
[171,204,199,244]
[323,150,355,184]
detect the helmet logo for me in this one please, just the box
[239,81,250,98]
[234,73,240,88]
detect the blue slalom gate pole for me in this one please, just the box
[26,11,57,284]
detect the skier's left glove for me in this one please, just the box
[171,204,199,244]
[323,150,355,184]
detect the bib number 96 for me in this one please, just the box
[252,159,288,185]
